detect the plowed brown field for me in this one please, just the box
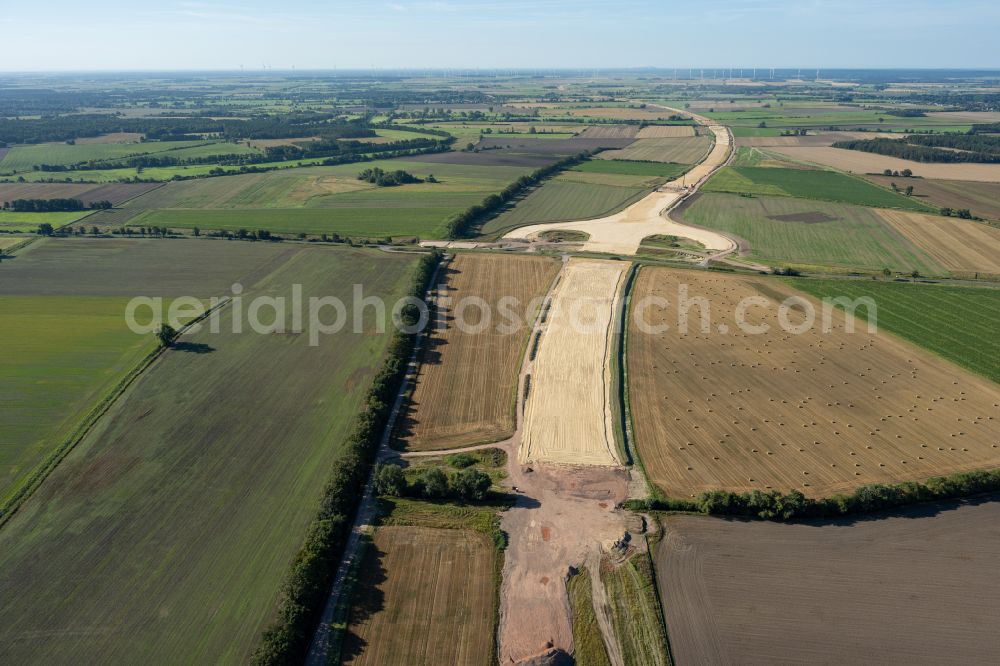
[628,267,1000,498]
[343,527,496,666]
[657,503,1000,664]
[400,253,560,451]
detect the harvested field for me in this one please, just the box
[627,267,1000,499]
[342,526,496,666]
[865,176,1000,221]
[875,209,1000,274]
[520,259,626,466]
[794,279,1000,384]
[408,150,557,168]
[73,132,145,145]
[599,137,712,164]
[571,160,688,179]
[926,110,1000,124]
[679,193,942,273]
[578,125,641,139]
[636,125,696,138]
[559,107,689,121]
[770,146,1000,183]
[0,246,419,664]
[400,253,560,451]
[0,182,160,206]
[657,501,1000,665]
[736,131,901,148]
[475,137,634,155]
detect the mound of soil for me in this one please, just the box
[766,211,839,224]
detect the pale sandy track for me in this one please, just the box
[519,258,626,466]
[502,119,735,257]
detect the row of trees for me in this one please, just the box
[445,151,595,237]
[374,463,492,501]
[833,137,1000,163]
[251,251,439,665]
[4,198,111,212]
[0,112,373,145]
[630,467,1000,521]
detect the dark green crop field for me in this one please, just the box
[703,166,936,211]
[0,245,419,664]
[793,278,1000,384]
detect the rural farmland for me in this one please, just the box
[627,267,1000,499]
[0,246,419,663]
[4,54,1000,666]
[657,502,1000,664]
[400,252,560,451]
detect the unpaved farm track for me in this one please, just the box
[519,258,626,466]
[502,106,736,257]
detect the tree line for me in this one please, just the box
[374,462,492,501]
[833,136,1000,163]
[628,467,1000,521]
[0,113,375,146]
[445,151,595,238]
[251,251,440,666]
[4,198,111,212]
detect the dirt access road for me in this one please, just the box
[503,106,736,257]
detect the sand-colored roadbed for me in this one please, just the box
[519,259,626,466]
[503,124,734,256]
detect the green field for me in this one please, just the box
[600,136,712,164]
[101,160,530,238]
[130,205,462,238]
[571,159,688,178]
[0,140,216,171]
[479,179,647,237]
[601,552,672,666]
[568,570,612,666]
[681,193,942,273]
[703,166,935,211]
[0,246,419,664]
[0,296,155,507]
[0,210,94,231]
[793,279,1000,384]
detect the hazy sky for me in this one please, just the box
[2,0,998,71]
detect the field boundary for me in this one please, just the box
[0,296,231,529]
[610,261,638,465]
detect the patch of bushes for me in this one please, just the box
[251,250,439,666]
[628,467,1000,521]
[357,167,422,187]
[376,462,492,502]
[445,151,595,238]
